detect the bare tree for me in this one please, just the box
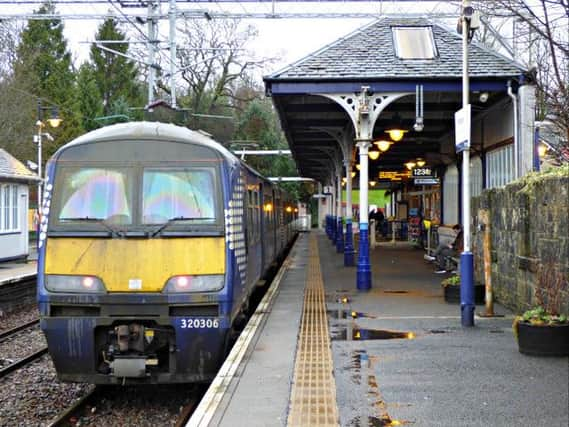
[474,0,569,154]
[0,20,22,78]
[175,19,270,114]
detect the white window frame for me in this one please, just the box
[392,26,438,59]
[470,156,483,197]
[486,144,514,189]
[443,165,459,225]
[0,184,20,233]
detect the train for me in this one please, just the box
[37,121,298,384]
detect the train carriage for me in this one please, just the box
[37,122,296,384]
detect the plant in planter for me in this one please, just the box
[441,274,485,304]
[513,262,569,356]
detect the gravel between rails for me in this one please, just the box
[0,327,45,367]
[0,355,93,427]
[0,304,39,333]
[64,384,202,427]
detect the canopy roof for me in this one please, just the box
[264,17,529,183]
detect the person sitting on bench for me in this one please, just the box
[425,224,463,273]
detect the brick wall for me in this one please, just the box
[472,173,569,316]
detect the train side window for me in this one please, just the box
[254,190,260,240]
[247,189,253,242]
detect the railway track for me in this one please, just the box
[0,346,48,379]
[0,318,39,342]
[0,318,47,379]
[45,385,205,426]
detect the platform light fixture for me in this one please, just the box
[368,149,380,160]
[374,139,392,152]
[385,113,407,142]
[416,158,426,167]
[405,161,416,170]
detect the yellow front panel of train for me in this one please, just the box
[45,238,225,292]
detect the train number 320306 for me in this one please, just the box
[180,318,220,329]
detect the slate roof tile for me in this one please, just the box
[0,148,39,182]
[267,17,526,81]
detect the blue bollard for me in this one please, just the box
[336,217,344,253]
[356,224,372,291]
[331,215,337,244]
[460,251,475,327]
[344,220,355,266]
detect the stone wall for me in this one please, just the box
[472,171,569,316]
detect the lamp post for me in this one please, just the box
[34,99,62,219]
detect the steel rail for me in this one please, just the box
[0,318,40,343]
[46,386,99,427]
[0,346,48,379]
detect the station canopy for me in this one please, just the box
[263,17,529,184]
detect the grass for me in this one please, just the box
[342,189,389,207]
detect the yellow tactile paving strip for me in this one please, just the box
[287,235,339,427]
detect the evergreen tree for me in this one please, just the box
[75,63,103,131]
[234,99,312,202]
[89,18,142,117]
[13,1,81,161]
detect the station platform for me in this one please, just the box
[0,256,36,286]
[190,231,569,427]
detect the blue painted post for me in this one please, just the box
[331,215,337,243]
[344,161,355,266]
[344,219,355,266]
[460,2,474,326]
[356,140,372,291]
[336,217,344,253]
[357,224,371,290]
[326,215,331,239]
[460,252,475,327]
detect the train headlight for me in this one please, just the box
[164,275,224,293]
[45,274,106,293]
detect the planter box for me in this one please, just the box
[516,322,569,357]
[443,284,485,304]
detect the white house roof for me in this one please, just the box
[0,149,40,183]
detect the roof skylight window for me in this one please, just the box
[392,26,437,59]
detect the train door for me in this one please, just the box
[261,185,275,270]
[245,178,262,288]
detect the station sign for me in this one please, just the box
[414,178,440,185]
[412,167,433,177]
[378,170,411,181]
[455,104,471,153]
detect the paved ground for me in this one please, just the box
[320,234,569,427]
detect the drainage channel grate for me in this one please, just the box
[287,235,339,426]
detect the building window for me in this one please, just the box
[470,156,483,197]
[443,165,459,225]
[486,144,514,188]
[0,184,20,233]
[392,26,437,59]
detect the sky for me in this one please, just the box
[0,1,462,77]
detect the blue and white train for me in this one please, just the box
[37,122,297,384]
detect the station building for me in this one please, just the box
[264,17,536,273]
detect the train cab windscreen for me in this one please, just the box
[48,140,223,235]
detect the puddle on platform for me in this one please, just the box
[382,290,409,294]
[347,350,412,427]
[428,329,448,334]
[332,325,414,341]
[350,416,411,426]
[327,309,377,320]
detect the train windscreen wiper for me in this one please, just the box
[59,217,125,237]
[149,216,215,237]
